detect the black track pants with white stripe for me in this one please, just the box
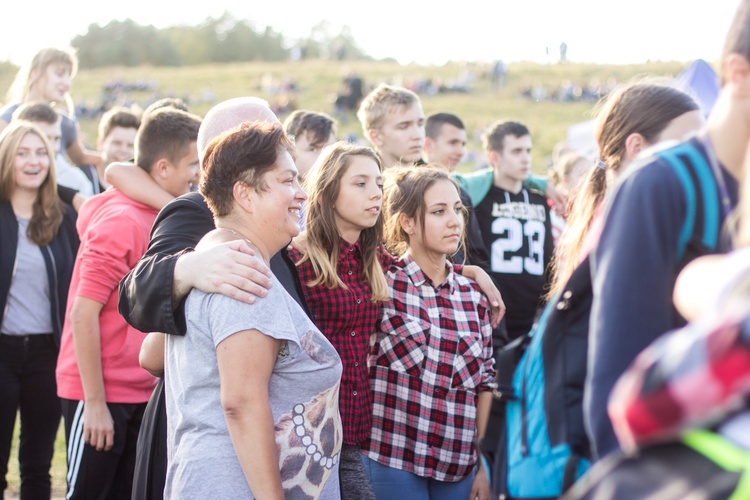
[60,399,146,500]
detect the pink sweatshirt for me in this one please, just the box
[56,189,157,403]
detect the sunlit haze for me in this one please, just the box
[1,1,741,67]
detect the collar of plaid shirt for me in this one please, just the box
[399,254,457,294]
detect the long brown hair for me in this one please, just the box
[382,166,467,259]
[300,141,388,302]
[0,122,64,246]
[548,83,699,297]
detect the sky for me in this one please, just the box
[1,1,742,66]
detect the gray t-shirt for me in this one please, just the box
[165,275,343,499]
[1,216,52,335]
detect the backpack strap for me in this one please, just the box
[657,142,721,262]
[478,333,531,497]
[479,312,548,497]
[682,429,750,500]
[561,454,581,491]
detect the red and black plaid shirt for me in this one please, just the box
[361,255,496,481]
[289,240,381,445]
[609,246,750,454]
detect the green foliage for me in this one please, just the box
[70,13,370,69]
[294,22,369,61]
[73,20,182,67]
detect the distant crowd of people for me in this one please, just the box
[519,78,618,103]
[2,2,750,499]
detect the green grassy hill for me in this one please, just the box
[2,59,691,174]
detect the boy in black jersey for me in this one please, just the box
[471,121,554,346]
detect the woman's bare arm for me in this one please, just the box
[217,329,284,499]
[139,332,166,377]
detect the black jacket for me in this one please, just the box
[118,191,310,336]
[0,199,79,344]
[455,185,491,272]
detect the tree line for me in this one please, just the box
[71,13,370,68]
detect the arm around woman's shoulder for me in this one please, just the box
[118,194,215,336]
[474,289,497,388]
[119,194,272,336]
[64,120,103,168]
[460,265,505,328]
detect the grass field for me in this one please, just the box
[5,419,66,498]
[0,58,691,174]
[0,57,694,497]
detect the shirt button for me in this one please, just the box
[356,299,361,304]
[352,390,358,396]
[351,331,356,337]
[354,362,359,367]
[348,270,353,276]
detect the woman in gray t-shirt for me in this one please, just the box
[164,122,343,499]
[0,122,79,498]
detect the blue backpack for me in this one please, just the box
[479,138,731,499]
[503,256,593,499]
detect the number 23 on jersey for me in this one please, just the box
[491,217,546,275]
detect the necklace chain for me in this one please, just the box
[218,227,243,238]
[215,227,269,266]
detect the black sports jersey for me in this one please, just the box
[474,184,554,342]
[453,186,491,272]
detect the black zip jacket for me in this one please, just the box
[0,199,79,344]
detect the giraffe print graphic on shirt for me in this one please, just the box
[273,329,343,499]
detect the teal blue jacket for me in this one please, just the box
[453,169,548,207]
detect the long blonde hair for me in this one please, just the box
[548,83,700,298]
[300,141,388,302]
[0,122,64,246]
[6,48,78,117]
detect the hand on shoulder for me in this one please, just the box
[179,238,273,304]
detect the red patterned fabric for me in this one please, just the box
[610,304,750,452]
[290,240,381,445]
[362,255,495,481]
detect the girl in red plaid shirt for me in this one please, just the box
[290,142,388,500]
[361,167,496,500]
